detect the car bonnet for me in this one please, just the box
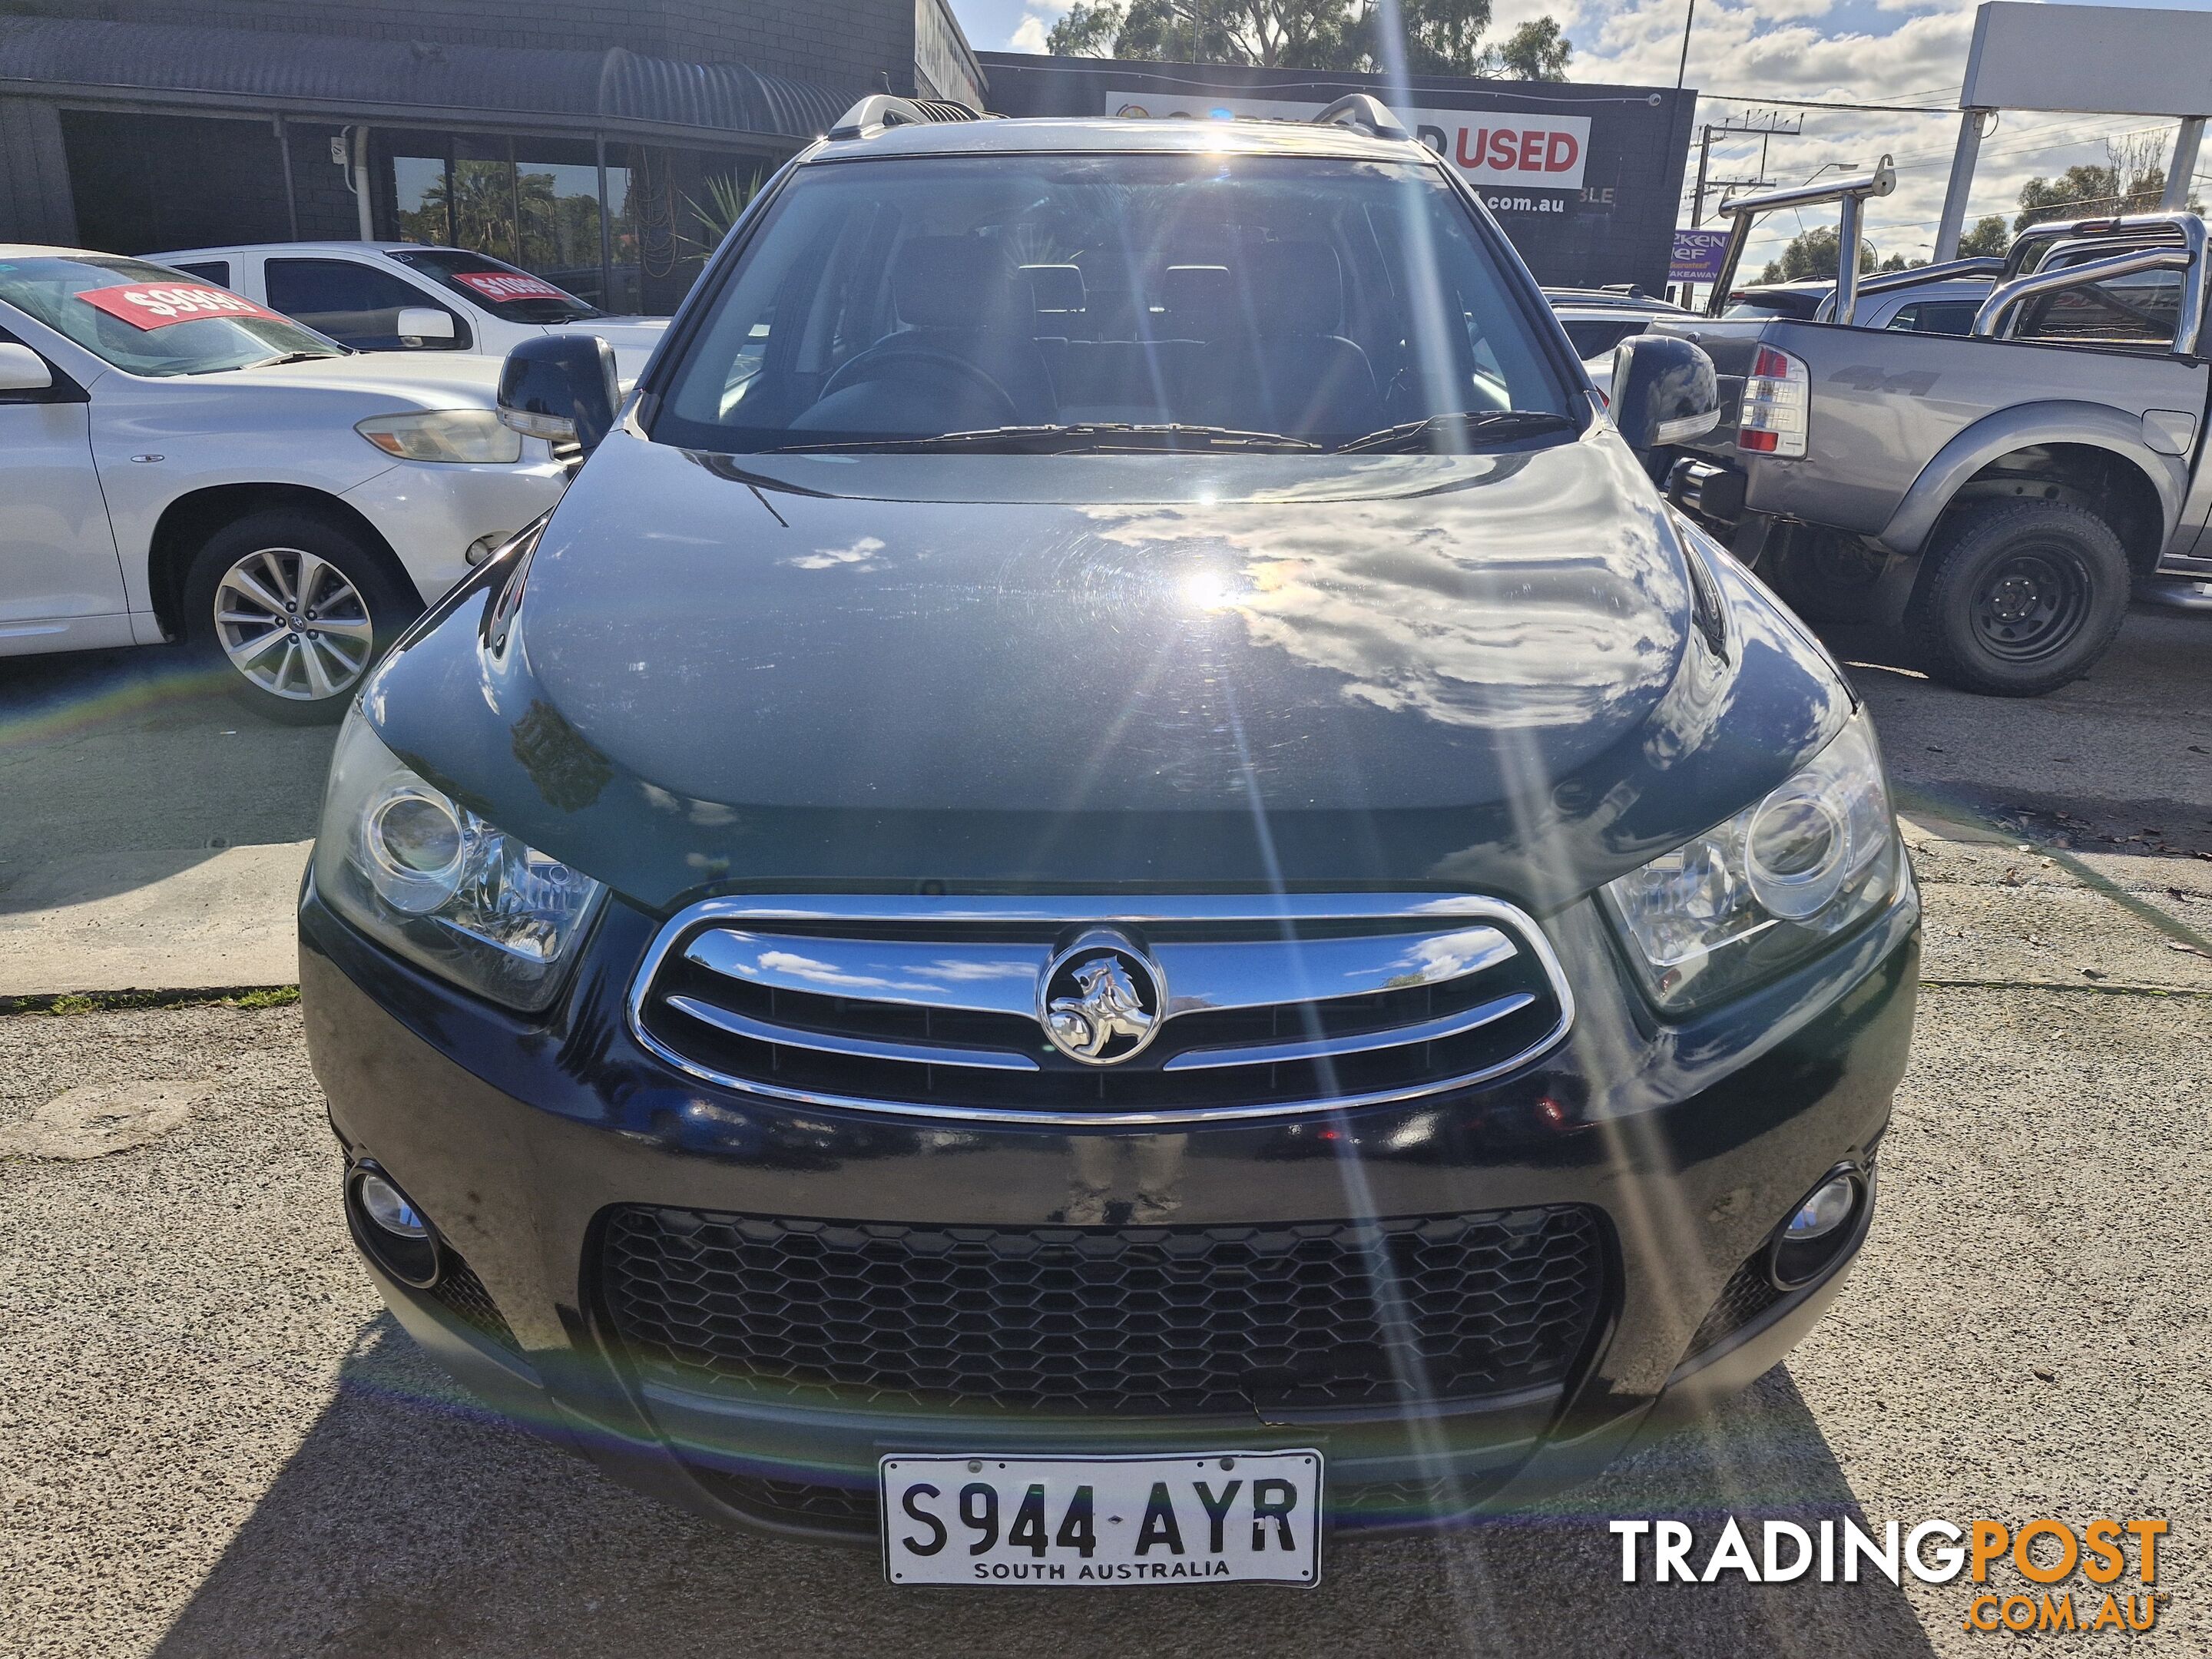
[364,426,1853,912]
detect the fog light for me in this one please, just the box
[1785,1174,1856,1242]
[359,1172,428,1238]
[346,1164,441,1287]
[465,531,508,565]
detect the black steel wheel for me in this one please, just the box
[1905,500,2131,697]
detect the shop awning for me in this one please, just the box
[0,15,851,147]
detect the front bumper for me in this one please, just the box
[302,882,1918,1542]
[342,452,567,604]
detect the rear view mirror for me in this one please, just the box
[396,307,458,343]
[0,341,54,392]
[1609,334,1720,455]
[498,334,620,454]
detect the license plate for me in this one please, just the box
[880,1451,1323,1586]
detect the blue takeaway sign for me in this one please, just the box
[1671,229,1731,283]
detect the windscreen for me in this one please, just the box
[0,255,341,376]
[652,152,1576,454]
[389,249,604,323]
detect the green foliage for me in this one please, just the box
[1757,224,1877,285]
[684,170,767,255]
[1482,16,1571,80]
[1041,0,1567,76]
[224,986,302,1011]
[1046,1,1125,55]
[2013,164,2168,231]
[1376,0,1494,75]
[16,985,299,1017]
[1958,214,2010,259]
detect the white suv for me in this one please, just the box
[142,241,668,382]
[0,247,567,720]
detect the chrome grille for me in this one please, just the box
[628,895,1572,1124]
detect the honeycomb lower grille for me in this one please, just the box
[1688,1254,1784,1356]
[600,1204,1607,1416]
[430,1253,520,1355]
[692,1469,879,1536]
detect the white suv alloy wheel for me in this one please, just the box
[213,546,376,700]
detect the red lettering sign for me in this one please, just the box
[1449,120,1590,189]
[73,283,285,331]
[451,270,570,303]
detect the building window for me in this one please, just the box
[373,130,771,316]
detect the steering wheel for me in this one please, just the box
[820,343,1021,426]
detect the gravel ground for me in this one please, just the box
[2,608,2208,1657]
[2,975,2204,1659]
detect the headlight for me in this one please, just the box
[313,714,604,1010]
[356,409,522,464]
[1601,714,1903,1011]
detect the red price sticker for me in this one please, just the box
[74,283,285,331]
[450,271,568,303]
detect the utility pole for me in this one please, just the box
[1690,109,1801,226]
[1683,111,1800,306]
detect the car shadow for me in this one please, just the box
[0,647,334,912]
[150,1316,1940,1659]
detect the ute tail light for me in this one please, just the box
[1738,344,1810,459]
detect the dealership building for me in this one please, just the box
[0,8,1690,304]
[0,0,985,312]
[980,55,1697,292]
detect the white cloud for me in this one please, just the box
[952,0,2198,263]
[1528,0,2191,267]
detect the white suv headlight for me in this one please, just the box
[356,409,522,464]
[1600,713,1905,1011]
[314,714,604,1010]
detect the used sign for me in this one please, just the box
[1103,90,1591,193]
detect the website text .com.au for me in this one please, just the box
[1609,1517,2168,1633]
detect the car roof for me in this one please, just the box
[137,241,425,260]
[812,115,1429,164]
[1541,287,1687,312]
[1,243,154,261]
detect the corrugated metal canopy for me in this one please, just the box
[0,15,850,144]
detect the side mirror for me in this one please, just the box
[1608,334,1720,455]
[498,334,619,454]
[0,341,54,392]
[395,306,458,343]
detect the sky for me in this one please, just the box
[947,0,2212,272]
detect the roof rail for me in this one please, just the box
[1706,154,1895,326]
[830,94,983,141]
[1312,94,1409,143]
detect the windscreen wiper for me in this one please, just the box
[237,350,343,369]
[1338,409,1580,454]
[767,422,1320,455]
